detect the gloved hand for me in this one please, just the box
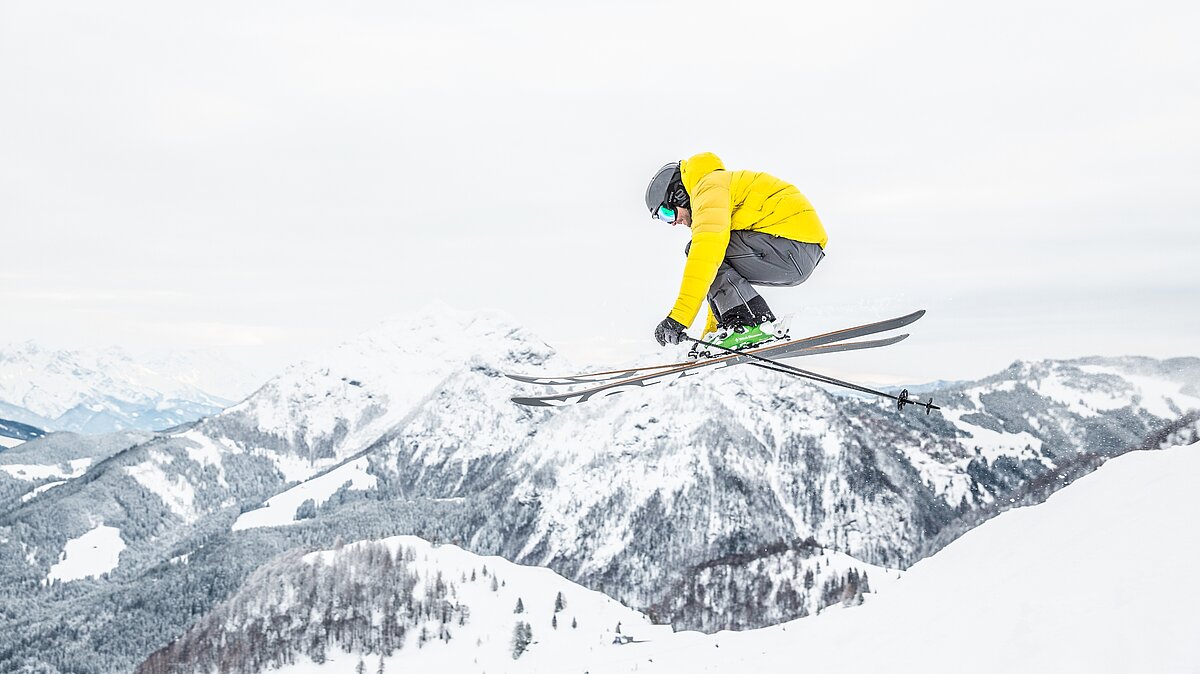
[654,317,687,346]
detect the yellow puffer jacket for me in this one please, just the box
[668,152,828,331]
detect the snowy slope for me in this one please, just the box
[206,305,554,470]
[589,442,1200,673]
[45,524,126,584]
[0,429,153,510]
[139,535,673,674]
[231,456,377,530]
[0,342,232,432]
[143,534,884,674]
[145,443,1200,674]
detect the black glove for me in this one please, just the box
[654,317,687,346]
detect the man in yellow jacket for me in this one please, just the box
[647,152,828,351]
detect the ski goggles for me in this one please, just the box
[653,204,678,224]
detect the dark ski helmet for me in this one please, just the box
[645,162,690,218]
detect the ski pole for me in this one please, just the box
[684,336,939,414]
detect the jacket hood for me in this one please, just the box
[679,152,725,195]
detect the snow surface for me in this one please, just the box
[125,451,198,521]
[586,442,1200,673]
[0,435,23,449]
[255,442,1200,672]
[45,525,126,584]
[0,458,92,481]
[20,480,67,502]
[219,304,555,465]
[232,457,377,531]
[272,535,671,674]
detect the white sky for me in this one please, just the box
[2,0,1197,386]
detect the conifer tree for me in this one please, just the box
[511,621,533,659]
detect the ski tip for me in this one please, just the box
[511,396,551,408]
[505,373,541,384]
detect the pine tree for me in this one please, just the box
[552,615,558,629]
[514,597,525,614]
[554,591,566,613]
[571,617,578,629]
[511,621,533,659]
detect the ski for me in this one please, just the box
[688,334,940,415]
[507,309,925,387]
[512,333,908,387]
[510,310,925,407]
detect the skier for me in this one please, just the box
[646,152,828,352]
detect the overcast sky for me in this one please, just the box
[2,0,1197,388]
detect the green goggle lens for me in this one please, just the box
[655,204,677,223]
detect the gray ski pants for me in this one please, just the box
[684,231,825,318]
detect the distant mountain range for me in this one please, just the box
[0,418,44,449]
[0,343,236,434]
[0,308,1196,673]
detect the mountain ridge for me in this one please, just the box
[0,342,234,433]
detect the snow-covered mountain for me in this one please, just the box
[138,441,1200,674]
[0,342,234,433]
[1,308,1197,673]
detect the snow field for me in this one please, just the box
[178,429,229,485]
[590,442,1200,673]
[20,480,67,502]
[276,535,669,674]
[124,450,199,521]
[0,458,92,481]
[232,457,377,531]
[45,524,126,584]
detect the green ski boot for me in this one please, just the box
[715,323,779,351]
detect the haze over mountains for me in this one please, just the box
[0,343,248,434]
[0,308,1196,673]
